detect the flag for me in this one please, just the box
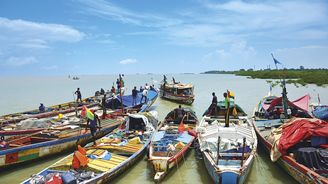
[228,90,235,99]
[271,53,282,65]
[81,106,94,120]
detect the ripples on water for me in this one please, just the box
[1,74,326,183]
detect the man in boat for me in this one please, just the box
[140,88,148,104]
[145,83,150,90]
[86,110,101,145]
[211,92,218,115]
[39,103,45,113]
[176,105,184,124]
[111,86,116,95]
[132,86,138,106]
[75,88,82,103]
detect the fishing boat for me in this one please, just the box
[0,113,122,169]
[23,111,158,184]
[149,107,198,182]
[0,88,158,169]
[252,84,328,183]
[197,99,257,184]
[0,95,101,125]
[0,90,158,137]
[105,89,158,111]
[159,76,195,105]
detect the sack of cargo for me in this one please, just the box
[129,137,141,144]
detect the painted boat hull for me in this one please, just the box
[150,138,194,182]
[0,121,120,169]
[252,119,328,184]
[202,148,255,184]
[159,90,194,105]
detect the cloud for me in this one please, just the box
[4,56,38,67]
[203,41,256,64]
[0,17,85,50]
[119,58,138,65]
[76,0,328,47]
[76,0,181,27]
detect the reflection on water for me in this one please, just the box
[0,74,326,183]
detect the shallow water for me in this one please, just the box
[0,74,327,183]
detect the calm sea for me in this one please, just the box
[0,74,327,183]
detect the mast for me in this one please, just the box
[281,79,288,118]
[119,74,124,113]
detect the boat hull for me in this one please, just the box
[202,150,254,184]
[159,90,194,105]
[252,119,328,184]
[0,121,120,169]
[150,138,194,182]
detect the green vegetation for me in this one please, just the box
[202,70,235,74]
[203,69,328,86]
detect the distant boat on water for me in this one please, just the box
[72,76,80,80]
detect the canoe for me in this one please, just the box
[0,116,122,169]
[197,101,257,184]
[0,90,158,137]
[0,88,158,169]
[149,107,198,182]
[159,80,195,105]
[0,95,101,125]
[23,111,158,184]
[252,95,328,184]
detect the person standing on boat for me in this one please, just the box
[86,110,101,145]
[111,86,116,95]
[211,92,218,115]
[132,86,138,106]
[176,105,184,123]
[223,92,230,127]
[116,79,121,92]
[75,88,82,103]
[140,88,148,104]
[39,103,45,113]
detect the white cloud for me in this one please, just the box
[203,41,256,64]
[0,17,85,50]
[77,0,181,27]
[5,56,38,67]
[76,0,328,47]
[119,58,138,65]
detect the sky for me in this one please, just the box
[0,0,328,75]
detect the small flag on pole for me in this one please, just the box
[271,53,282,67]
[81,106,94,120]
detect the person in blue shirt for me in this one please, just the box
[39,103,45,113]
[86,110,101,145]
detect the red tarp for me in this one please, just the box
[278,118,328,155]
[267,94,311,113]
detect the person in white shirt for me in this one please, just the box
[140,89,148,103]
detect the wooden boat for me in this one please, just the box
[149,107,198,182]
[159,77,195,105]
[0,114,121,169]
[197,101,257,184]
[0,95,101,125]
[0,90,158,136]
[23,111,158,184]
[252,93,328,184]
[0,88,158,169]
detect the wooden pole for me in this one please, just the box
[216,136,221,165]
[240,137,246,167]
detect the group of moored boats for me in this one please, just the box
[0,77,327,184]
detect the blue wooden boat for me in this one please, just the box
[197,101,257,184]
[23,111,158,184]
[149,107,198,182]
[0,90,158,169]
